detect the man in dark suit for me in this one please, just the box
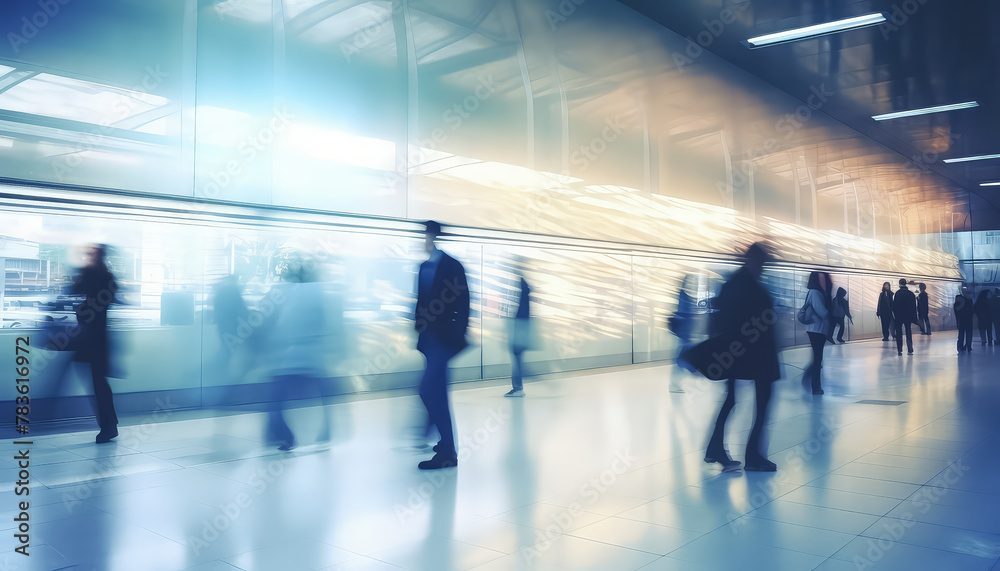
[414,221,470,470]
[892,278,917,356]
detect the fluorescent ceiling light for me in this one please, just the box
[943,154,1000,164]
[872,101,979,121]
[746,13,886,47]
[980,181,1000,187]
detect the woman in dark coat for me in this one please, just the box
[684,243,780,472]
[974,290,993,346]
[72,244,119,443]
[876,282,894,341]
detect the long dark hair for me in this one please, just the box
[806,271,832,308]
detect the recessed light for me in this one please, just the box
[872,101,979,121]
[943,154,1000,164]
[745,13,886,48]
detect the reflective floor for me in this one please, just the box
[3,335,1000,571]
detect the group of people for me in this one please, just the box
[44,231,1000,482]
[677,244,1000,475]
[876,280,932,348]
[953,288,999,352]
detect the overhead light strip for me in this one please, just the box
[872,101,979,121]
[943,154,1000,164]
[746,13,887,48]
[980,181,1000,187]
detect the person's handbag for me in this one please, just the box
[667,313,686,336]
[38,317,83,352]
[797,302,815,325]
[510,318,536,352]
[679,336,730,381]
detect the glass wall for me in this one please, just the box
[0,201,963,418]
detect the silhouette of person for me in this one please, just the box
[827,286,852,344]
[893,279,917,355]
[669,275,699,393]
[264,252,330,451]
[974,290,994,346]
[505,258,531,397]
[992,288,1000,343]
[954,292,974,353]
[917,283,931,335]
[72,244,119,443]
[801,272,831,395]
[414,221,470,470]
[685,243,781,472]
[876,282,894,341]
[213,274,249,381]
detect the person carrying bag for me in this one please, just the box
[680,243,781,472]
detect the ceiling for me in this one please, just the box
[620,0,1000,228]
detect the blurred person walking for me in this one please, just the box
[213,274,251,381]
[917,283,931,335]
[683,243,781,472]
[414,221,470,470]
[893,279,917,356]
[505,259,532,397]
[801,272,831,395]
[954,292,974,353]
[668,275,699,393]
[827,286,852,344]
[974,290,994,346]
[73,244,119,443]
[264,253,331,451]
[876,282,894,341]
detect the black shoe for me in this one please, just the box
[907,350,913,355]
[882,338,889,341]
[744,458,778,472]
[898,351,903,356]
[277,439,295,451]
[418,453,458,470]
[96,428,118,444]
[704,452,741,472]
[812,389,824,395]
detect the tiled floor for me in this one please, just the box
[3,335,1000,570]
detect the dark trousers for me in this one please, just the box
[89,353,118,431]
[75,334,117,432]
[511,349,525,391]
[880,316,893,340]
[958,323,973,351]
[267,374,331,447]
[804,332,826,392]
[917,313,930,334]
[979,322,994,345]
[420,337,457,458]
[707,378,772,462]
[895,320,913,353]
[268,376,295,447]
[828,316,846,342]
